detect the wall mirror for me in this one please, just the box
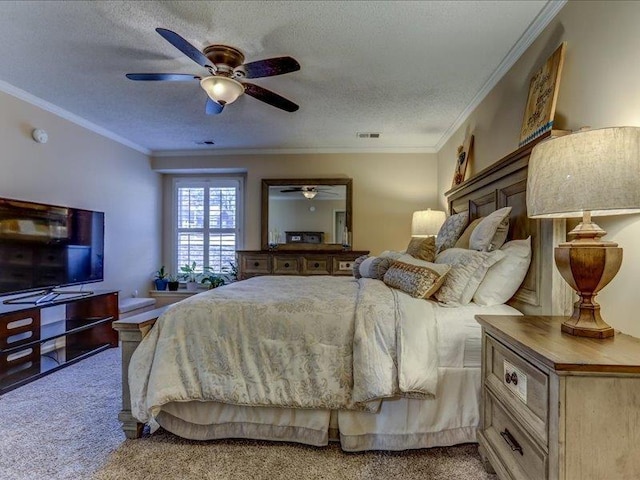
[261,178,352,250]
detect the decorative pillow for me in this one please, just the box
[359,256,395,280]
[352,254,369,279]
[383,260,450,299]
[405,236,436,262]
[469,207,512,252]
[474,237,532,306]
[434,248,506,305]
[435,211,469,254]
[454,217,484,249]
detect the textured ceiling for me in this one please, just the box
[0,1,556,154]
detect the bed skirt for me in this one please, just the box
[155,367,479,451]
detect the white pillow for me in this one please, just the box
[473,237,532,306]
[434,248,506,306]
[379,250,404,260]
[469,207,512,252]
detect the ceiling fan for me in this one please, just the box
[280,186,337,199]
[126,28,300,115]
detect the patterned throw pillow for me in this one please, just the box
[434,248,506,305]
[405,236,437,262]
[383,260,450,299]
[352,254,369,279]
[469,207,512,252]
[435,211,469,254]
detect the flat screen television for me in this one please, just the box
[0,196,104,303]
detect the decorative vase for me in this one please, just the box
[154,278,168,291]
[186,281,199,292]
[168,281,180,291]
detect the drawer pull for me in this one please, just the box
[284,262,290,268]
[254,262,260,267]
[500,429,523,456]
[511,372,518,385]
[314,262,320,268]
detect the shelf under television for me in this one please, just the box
[0,343,111,394]
[0,316,114,355]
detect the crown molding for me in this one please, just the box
[434,0,567,151]
[151,145,437,157]
[0,79,150,155]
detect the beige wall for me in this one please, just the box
[0,91,162,300]
[154,152,439,257]
[437,0,640,337]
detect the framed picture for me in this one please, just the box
[518,42,566,147]
[452,133,474,188]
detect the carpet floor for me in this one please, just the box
[0,348,497,480]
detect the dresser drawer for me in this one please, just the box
[0,246,33,265]
[301,256,330,275]
[482,390,548,480]
[484,335,548,445]
[331,257,357,276]
[240,254,271,275]
[272,256,300,275]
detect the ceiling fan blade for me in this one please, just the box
[156,28,214,69]
[126,73,200,81]
[243,83,299,112]
[205,98,224,115]
[241,56,300,79]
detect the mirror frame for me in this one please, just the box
[261,178,353,251]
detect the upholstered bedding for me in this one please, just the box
[129,276,439,430]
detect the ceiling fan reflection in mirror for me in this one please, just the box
[126,28,300,115]
[280,186,338,199]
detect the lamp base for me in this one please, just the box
[554,241,622,339]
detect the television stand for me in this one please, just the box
[0,289,119,395]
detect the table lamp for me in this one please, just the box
[527,127,640,338]
[411,209,446,237]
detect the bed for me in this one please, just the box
[114,137,572,451]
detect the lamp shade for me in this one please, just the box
[200,76,245,105]
[527,127,640,219]
[411,209,446,237]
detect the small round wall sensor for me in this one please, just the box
[309,206,316,212]
[32,128,48,144]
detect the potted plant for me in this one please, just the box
[201,271,225,289]
[221,262,238,284]
[180,261,200,291]
[154,266,168,291]
[167,274,180,291]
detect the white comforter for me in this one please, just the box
[129,276,439,426]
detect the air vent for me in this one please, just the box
[196,140,215,145]
[357,132,381,139]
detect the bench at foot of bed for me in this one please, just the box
[113,306,169,439]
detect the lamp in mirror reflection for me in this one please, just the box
[411,209,446,237]
[527,126,640,338]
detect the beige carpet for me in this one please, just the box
[0,348,496,480]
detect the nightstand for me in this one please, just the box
[476,315,640,480]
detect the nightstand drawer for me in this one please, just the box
[482,390,548,480]
[301,256,330,275]
[484,335,548,445]
[273,256,300,274]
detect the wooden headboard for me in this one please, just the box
[444,136,572,316]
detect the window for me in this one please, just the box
[173,177,243,274]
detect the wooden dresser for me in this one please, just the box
[236,250,369,280]
[476,315,640,480]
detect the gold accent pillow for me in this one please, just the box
[405,236,436,261]
[454,217,484,249]
[383,260,450,299]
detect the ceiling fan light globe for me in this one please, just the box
[200,76,245,105]
[302,190,317,199]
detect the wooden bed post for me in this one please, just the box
[112,307,168,439]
